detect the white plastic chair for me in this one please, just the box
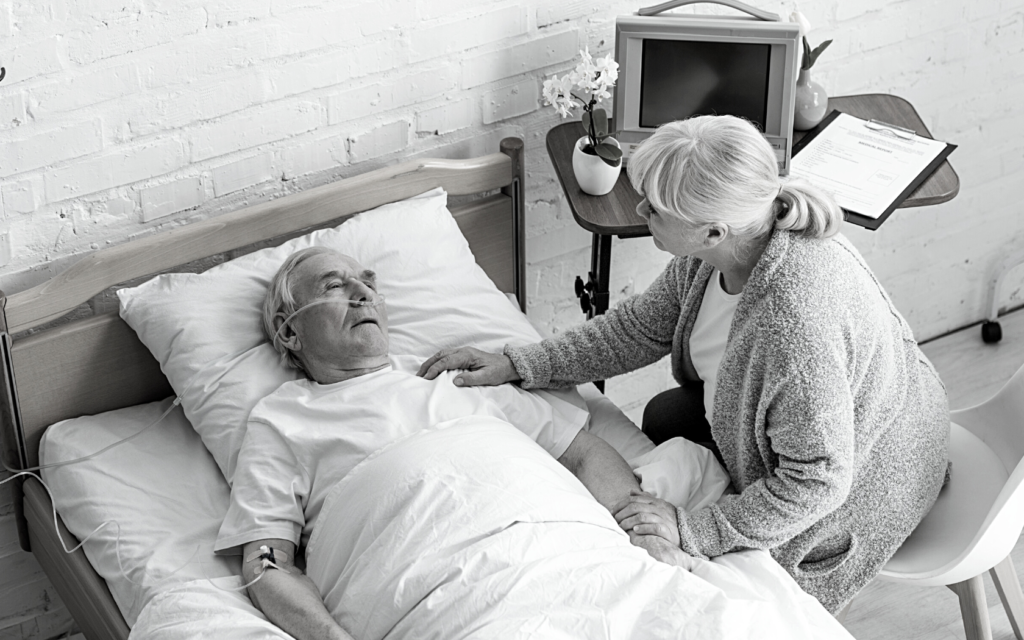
[878,362,1024,640]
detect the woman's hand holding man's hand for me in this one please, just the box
[614,489,695,570]
[614,489,682,546]
[629,532,697,570]
[416,347,521,387]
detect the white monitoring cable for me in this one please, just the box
[1,294,381,595]
[0,469,252,604]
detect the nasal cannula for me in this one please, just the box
[271,294,385,349]
[0,294,383,597]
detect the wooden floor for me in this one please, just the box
[843,309,1024,640]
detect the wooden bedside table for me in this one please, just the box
[545,93,960,321]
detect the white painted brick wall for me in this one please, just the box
[0,0,1022,635]
[0,92,25,129]
[416,99,474,135]
[189,101,321,163]
[282,134,348,180]
[409,6,527,62]
[140,177,205,222]
[348,120,410,162]
[44,138,187,202]
[0,120,104,177]
[482,78,541,124]
[462,29,580,88]
[212,153,275,197]
[1,180,39,218]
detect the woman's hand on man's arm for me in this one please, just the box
[417,347,521,387]
[242,539,354,640]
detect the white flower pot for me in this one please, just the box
[572,136,622,196]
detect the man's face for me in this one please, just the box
[286,251,389,376]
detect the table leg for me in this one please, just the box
[589,234,612,392]
[589,233,612,318]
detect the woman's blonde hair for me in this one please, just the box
[626,115,843,241]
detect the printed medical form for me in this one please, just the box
[790,112,953,220]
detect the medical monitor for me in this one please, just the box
[614,13,801,174]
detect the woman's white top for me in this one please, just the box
[689,269,742,422]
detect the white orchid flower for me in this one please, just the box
[543,47,620,124]
[542,74,579,118]
[573,47,599,92]
[789,10,812,37]
[541,76,561,105]
[593,54,619,94]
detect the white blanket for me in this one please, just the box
[299,417,850,640]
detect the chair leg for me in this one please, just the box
[949,575,994,640]
[990,555,1024,640]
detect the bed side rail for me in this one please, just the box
[24,478,131,640]
[5,150,514,335]
[1,291,31,551]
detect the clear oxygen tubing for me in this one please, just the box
[270,294,386,352]
[4,398,183,474]
[0,294,384,595]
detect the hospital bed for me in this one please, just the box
[0,137,854,639]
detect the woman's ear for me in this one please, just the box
[703,222,729,249]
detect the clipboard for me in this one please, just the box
[790,110,957,230]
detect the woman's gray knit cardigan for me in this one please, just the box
[506,229,949,613]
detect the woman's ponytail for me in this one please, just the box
[627,115,845,243]
[774,177,844,239]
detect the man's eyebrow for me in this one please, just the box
[316,269,376,284]
[316,270,344,284]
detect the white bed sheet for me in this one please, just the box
[39,389,854,640]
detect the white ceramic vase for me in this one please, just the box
[572,136,622,196]
[794,69,829,131]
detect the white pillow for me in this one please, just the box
[39,399,240,626]
[117,189,544,483]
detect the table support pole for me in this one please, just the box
[589,234,612,319]
[588,233,613,392]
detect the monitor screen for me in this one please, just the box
[639,39,771,131]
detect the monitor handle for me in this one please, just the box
[637,0,780,22]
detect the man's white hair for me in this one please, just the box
[626,115,843,242]
[262,246,337,374]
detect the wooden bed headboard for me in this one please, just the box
[0,137,524,548]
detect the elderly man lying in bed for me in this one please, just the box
[212,247,690,640]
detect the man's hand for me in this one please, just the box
[417,347,521,386]
[613,489,681,547]
[629,531,697,570]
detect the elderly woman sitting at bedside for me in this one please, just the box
[418,114,950,614]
